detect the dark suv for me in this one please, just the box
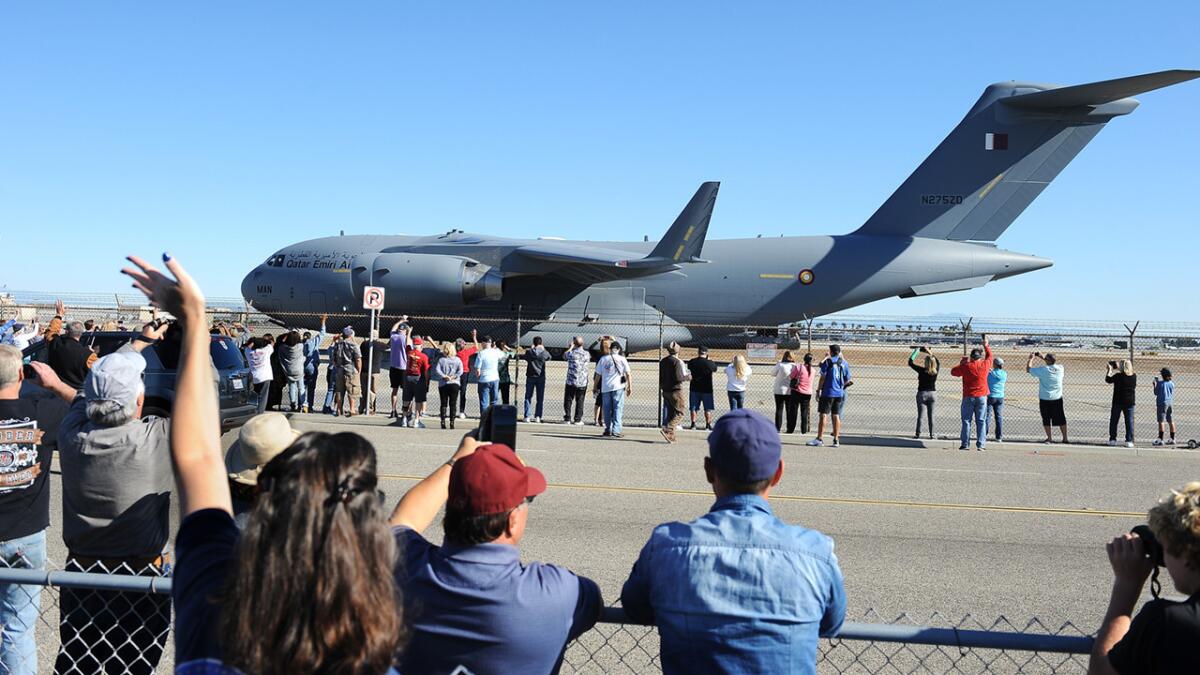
[23,331,257,431]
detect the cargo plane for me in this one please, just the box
[242,70,1198,352]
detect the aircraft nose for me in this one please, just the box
[241,266,261,300]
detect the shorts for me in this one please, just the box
[403,377,428,403]
[1039,398,1066,426]
[389,368,407,389]
[689,391,715,412]
[818,396,844,415]
[336,371,360,399]
[1157,404,1174,424]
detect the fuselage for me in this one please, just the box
[241,233,1050,351]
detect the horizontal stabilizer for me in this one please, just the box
[1003,70,1200,109]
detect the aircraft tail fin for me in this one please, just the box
[853,70,1199,242]
[648,181,720,262]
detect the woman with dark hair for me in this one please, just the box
[123,253,404,674]
[245,336,274,415]
[771,351,797,432]
[278,330,305,412]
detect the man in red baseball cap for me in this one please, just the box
[389,434,602,674]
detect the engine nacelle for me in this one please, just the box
[366,253,504,308]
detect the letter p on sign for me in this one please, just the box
[363,286,385,311]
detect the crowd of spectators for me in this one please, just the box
[1,282,1198,673]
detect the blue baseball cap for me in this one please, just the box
[707,409,781,483]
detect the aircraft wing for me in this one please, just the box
[511,181,720,283]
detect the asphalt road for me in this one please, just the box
[34,414,1197,672]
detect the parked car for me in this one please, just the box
[22,330,256,431]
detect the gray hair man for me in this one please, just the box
[38,322,174,674]
[0,348,70,675]
[562,336,591,425]
[46,313,94,391]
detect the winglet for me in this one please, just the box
[648,182,720,263]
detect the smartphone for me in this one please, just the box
[22,364,36,380]
[478,404,518,450]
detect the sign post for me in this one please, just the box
[363,286,386,412]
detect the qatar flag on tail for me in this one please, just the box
[984,132,1008,150]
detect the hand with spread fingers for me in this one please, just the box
[122,253,206,322]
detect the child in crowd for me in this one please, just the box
[1153,368,1176,446]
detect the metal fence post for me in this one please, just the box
[515,305,522,405]
[959,317,973,356]
[1123,321,1139,365]
[657,310,665,427]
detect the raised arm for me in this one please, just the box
[1026,353,1037,373]
[124,254,231,517]
[390,433,482,531]
[27,362,77,403]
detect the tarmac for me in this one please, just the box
[33,413,1197,669]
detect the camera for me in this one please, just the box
[22,364,36,380]
[1131,524,1165,567]
[1109,360,1118,368]
[478,404,518,451]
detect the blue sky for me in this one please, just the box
[2,3,1197,320]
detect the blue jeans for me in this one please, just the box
[478,380,500,412]
[303,373,318,410]
[286,378,302,410]
[602,389,626,435]
[0,529,46,675]
[987,397,1004,439]
[524,377,546,419]
[727,391,745,410]
[960,396,988,448]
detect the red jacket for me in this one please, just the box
[950,344,993,397]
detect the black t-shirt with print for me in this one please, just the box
[0,392,67,541]
[1109,592,1200,674]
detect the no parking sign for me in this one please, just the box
[362,286,385,310]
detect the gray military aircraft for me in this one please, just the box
[243,70,1198,352]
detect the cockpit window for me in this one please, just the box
[267,255,286,267]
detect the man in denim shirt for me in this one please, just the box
[621,409,846,674]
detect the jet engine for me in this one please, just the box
[362,253,504,308]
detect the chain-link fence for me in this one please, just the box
[0,566,1092,674]
[5,293,1199,446]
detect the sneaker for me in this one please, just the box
[612,433,623,438]
[660,428,672,443]
[1125,441,1134,448]
[831,438,840,447]
[602,430,611,437]
[440,420,447,429]
[398,417,408,428]
[995,437,1002,443]
[977,446,985,452]
[705,425,713,431]
[574,421,585,426]
[674,424,684,431]
[1153,439,1164,446]
[416,421,426,429]
[806,438,824,447]
[958,445,969,450]
[523,416,531,423]
[535,417,542,423]
[688,423,697,430]
[1107,440,1120,446]
[457,412,466,419]
[1168,438,1177,445]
